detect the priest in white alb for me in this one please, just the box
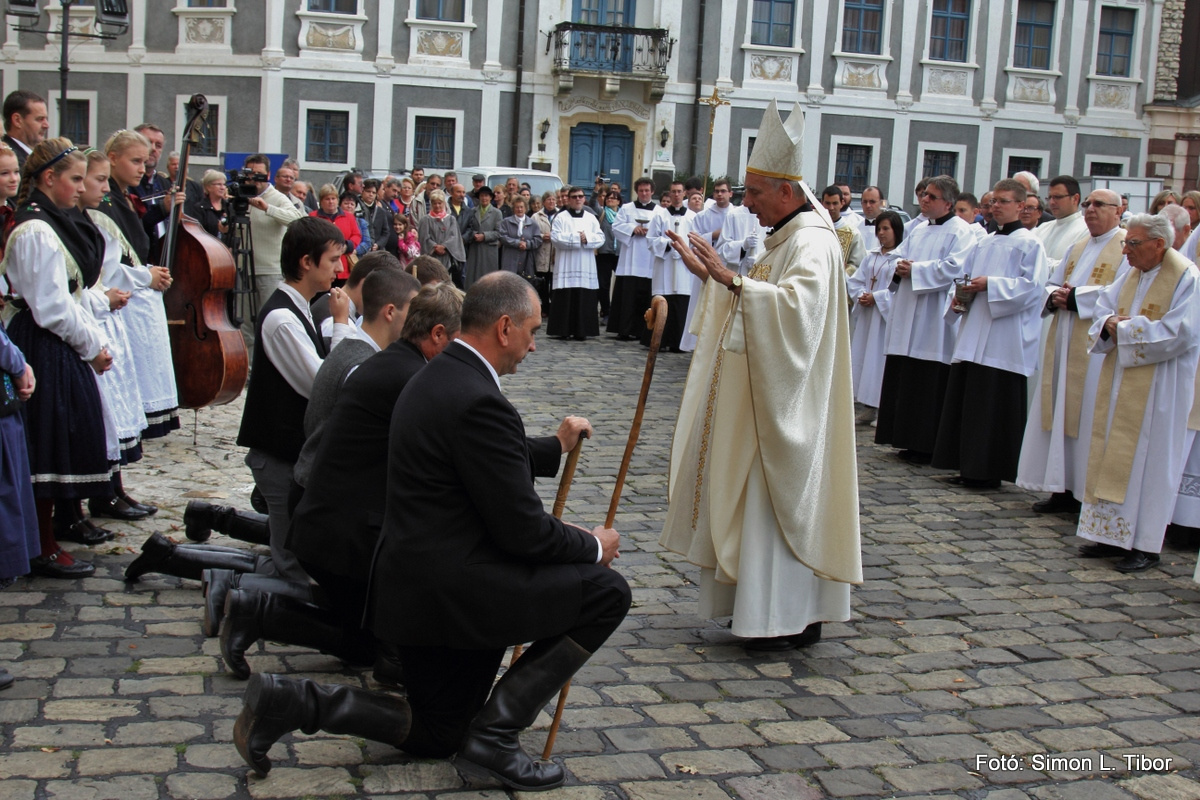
[607,177,657,343]
[874,175,977,463]
[547,186,604,340]
[1077,214,1200,573]
[1035,176,1090,268]
[1017,189,1128,515]
[932,179,1049,488]
[659,99,862,652]
[647,180,696,352]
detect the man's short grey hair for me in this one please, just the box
[1127,213,1173,245]
[402,281,464,342]
[1013,171,1041,196]
[1158,204,1191,241]
[460,272,538,333]
[927,175,960,207]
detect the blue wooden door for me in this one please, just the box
[569,123,633,191]
[571,0,634,71]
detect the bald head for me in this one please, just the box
[1083,189,1122,237]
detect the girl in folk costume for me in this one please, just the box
[95,129,180,440]
[846,210,904,425]
[0,138,114,578]
[82,148,168,523]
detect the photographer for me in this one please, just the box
[239,153,304,347]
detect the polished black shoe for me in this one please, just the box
[54,518,111,545]
[30,548,96,579]
[947,475,1001,490]
[1032,492,1081,514]
[742,623,822,652]
[0,667,13,691]
[1114,550,1160,573]
[898,449,932,464]
[1079,542,1125,558]
[89,495,153,521]
[119,491,158,516]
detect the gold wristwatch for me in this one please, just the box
[730,275,744,292]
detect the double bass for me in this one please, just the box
[162,95,248,408]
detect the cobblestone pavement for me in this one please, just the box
[4,334,1200,800]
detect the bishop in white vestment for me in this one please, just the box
[660,100,861,652]
[1077,215,1200,573]
[1017,190,1128,513]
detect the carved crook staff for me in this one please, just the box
[541,295,669,761]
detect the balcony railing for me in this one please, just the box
[549,21,673,78]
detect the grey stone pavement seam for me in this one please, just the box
[2,335,1200,800]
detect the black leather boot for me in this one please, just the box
[202,569,314,637]
[124,532,266,583]
[185,501,270,545]
[455,636,591,791]
[234,673,411,777]
[220,589,373,680]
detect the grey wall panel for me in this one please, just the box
[991,127,1064,181]
[233,2,268,56]
[817,113,896,190]
[389,84,483,169]
[144,75,262,155]
[1073,134,1142,177]
[908,120,980,194]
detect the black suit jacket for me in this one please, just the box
[287,338,427,579]
[371,341,596,649]
[3,135,28,170]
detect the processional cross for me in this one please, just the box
[699,86,730,197]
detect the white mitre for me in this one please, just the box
[746,98,832,230]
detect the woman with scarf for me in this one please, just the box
[309,185,360,285]
[0,138,112,579]
[418,189,466,287]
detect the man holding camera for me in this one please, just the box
[242,153,305,348]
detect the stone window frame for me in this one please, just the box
[405,107,464,172]
[298,101,358,172]
[174,93,227,168]
[916,141,967,187]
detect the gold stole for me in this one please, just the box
[835,226,854,273]
[1085,250,1188,505]
[1040,230,1125,436]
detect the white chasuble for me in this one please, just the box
[660,210,861,638]
[1078,253,1200,552]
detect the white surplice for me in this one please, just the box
[550,210,603,290]
[944,228,1049,376]
[846,249,898,407]
[647,205,696,296]
[1017,227,1128,496]
[716,207,766,276]
[680,204,735,352]
[660,209,860,639]
[1035,210,1089,268]
[857,216,879,253]
[612,201,657,279]
[884,216,977,363]
[1078,261,1200,553]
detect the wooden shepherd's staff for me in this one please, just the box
[540,295,670,760]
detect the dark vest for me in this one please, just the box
[236,288,326,462]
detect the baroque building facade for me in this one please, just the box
[0,1,1179,202]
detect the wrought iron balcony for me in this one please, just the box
[549,21,673,79]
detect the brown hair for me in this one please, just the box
[17,137,86,208]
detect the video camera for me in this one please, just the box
[225,168,267,217]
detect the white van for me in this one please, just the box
[457,166,565,199]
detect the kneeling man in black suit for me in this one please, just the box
[233,271,630,792]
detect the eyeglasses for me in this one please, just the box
[1081,200,1117,209]
[1123,239,1150,248]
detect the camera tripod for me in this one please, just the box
[226,208,258,329]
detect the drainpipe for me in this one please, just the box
[512,0,526,167]
[689,0,707,176]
